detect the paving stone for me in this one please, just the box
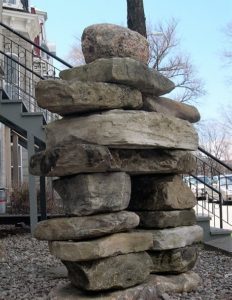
[36,80,142,115]
[30,143,196,177]
[34,211,139,241]
[129,175,197,211]
[149,246,198,274]
[45,110,198,150]
[135,209,196,229]
[49,232,153,261]
[60,57,175,96]
[49,271,200,299]
[62,252,152,291]
[143,95,200,123]
[139,225,203,251]
[53,172,131,216]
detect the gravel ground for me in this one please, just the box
[0,225,232,300]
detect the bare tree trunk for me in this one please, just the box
[127,0,147,38]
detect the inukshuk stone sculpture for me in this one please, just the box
[30,24,203,299]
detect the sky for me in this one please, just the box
[31,0,232,122]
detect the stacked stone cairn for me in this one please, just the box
[30,24,203,299]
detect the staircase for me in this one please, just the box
[185,146,232,254]
[0,21,72,232]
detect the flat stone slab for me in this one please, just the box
[82,23,149,64]
[34,211,139,241]
[149,246,198,274]
[62,252,152,291]
[36,80,142,115]
[53,172,131,216]
[60,57,175,96]
[49,271,200,299]
[29,143,196,177]
[143,96,201,123]
[135,209,196,229]
[129,175,197,211]
[140,225,203,251]
[45,110,198,150]
[49,232,153,262]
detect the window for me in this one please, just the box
[4,54,20,100]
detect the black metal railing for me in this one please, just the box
[184,146,232,229]
[0,21,73,123]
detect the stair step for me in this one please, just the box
[0,100,23,104]
[0,100,45,142]
[21,112,44,117]
[196,215,211,222]
[210,227,232,236]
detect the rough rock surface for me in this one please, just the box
[2,226,231,300]
[149,246,198,274]
[82,23,149,64]
[129,175,197,211]
[142,225,203,250]
[0,241,6,262]
[143,96,201,123]
[135,209,196,229]
[34,211,139,241]
[60,57,175,96]
[36,80,142,115]
[49,232,153,262]
[53,172,131,216]
[45,110,198,150]
[49,271,200,299]
[29,143,115,176]
[29,143,196,177]
[62,252,152,291]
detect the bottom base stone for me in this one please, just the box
[48,271,200,300]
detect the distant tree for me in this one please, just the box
[148,19,205,103]
[127,0,147,38]
[196,120,232,174]
[65,38,85,66]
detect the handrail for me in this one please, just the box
[190,173,223,228]
[0,21,73,69]
[0,50,44,80]
[191,147,232,229]
[198,146,232,172]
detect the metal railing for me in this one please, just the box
[0,21,73,123]
[185,146,232,229]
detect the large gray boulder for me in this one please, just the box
[49,271,200,299]
[45,110,198,150]
[129,175,197,211]
[49,232,153,262]
[36,80,142,115]
[62,252,152,291]
[60,57,175,96]
[140,225,203,251]
[135,209,196,229]
[143,95,201,123]
[34,211,139,241]
[149,246,198,274]
[82,24,149,64]
[53,172,131,216]
[29,143,196,177]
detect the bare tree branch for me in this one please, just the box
[148,19,205,103]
